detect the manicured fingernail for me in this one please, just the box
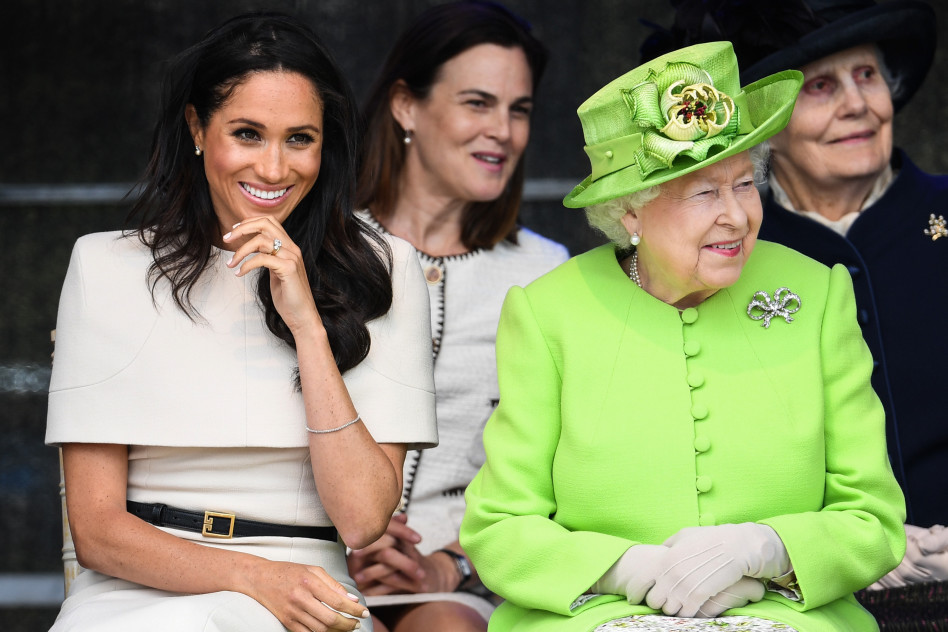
[361,609,370,618]
[226,256,233,266]
[346,592,359,601]
[354,622,362,629]
[232,222,240,228]
[223,232,231,240]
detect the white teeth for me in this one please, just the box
[475,154,501,164]
[711,241,741,249]
[242,184,287,200]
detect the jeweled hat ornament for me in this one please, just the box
[563,41,802,208]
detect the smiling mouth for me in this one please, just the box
[241,183,288,200]
[473,153,505,165]
[708,240,741,250]
[830,131,874,143]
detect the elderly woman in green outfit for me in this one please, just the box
[460,42,906,632]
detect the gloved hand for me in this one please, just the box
[645,523,790,617]
[696,576,766,618]
[871,524,948,589]
[916,525,948,581]
[591,544,669,604]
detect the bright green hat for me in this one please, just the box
[563,41,803,208]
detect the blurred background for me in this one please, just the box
[2,1,945,629]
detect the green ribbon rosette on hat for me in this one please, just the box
[621,62,749,178]
[563,41,803,208]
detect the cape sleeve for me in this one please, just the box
[759,263,906,609]
[339,235,437,449]
[460,286,632,616]
[46,232,437,449]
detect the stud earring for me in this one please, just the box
[194,145,202,156]
[403,130,413,145]
[630,232,640,246]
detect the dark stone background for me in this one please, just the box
[2,1,945,629]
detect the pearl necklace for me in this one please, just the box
[628,250,642,288]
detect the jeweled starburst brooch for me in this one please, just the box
[747,287,801,328]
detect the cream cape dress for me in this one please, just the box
[46,230,438,631]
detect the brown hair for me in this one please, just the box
[356,1,547,250]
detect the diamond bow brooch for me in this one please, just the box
[747,287,801,328]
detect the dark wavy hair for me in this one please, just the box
[357,1,548,250]
[128,12,392,376]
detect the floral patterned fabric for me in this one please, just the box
[594,615,798,631]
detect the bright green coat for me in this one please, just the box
[460,241,905,632]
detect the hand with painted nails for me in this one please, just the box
[246,559,368,631]
[223,216,321,335]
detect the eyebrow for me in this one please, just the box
[457,89,533,106]
[226,118,321,134]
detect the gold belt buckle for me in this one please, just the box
[202,511,236,538]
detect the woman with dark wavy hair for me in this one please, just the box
[345,2,567,631]
[46,12,436,632]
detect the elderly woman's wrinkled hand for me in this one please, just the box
[695,577,766,618]
[644,523,789,617]
[872,524,948,589]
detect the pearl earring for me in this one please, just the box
[403,130,413,145]
[194,145,202,156]
[630,232,640,246]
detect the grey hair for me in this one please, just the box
[873,44,903,103]
[584,144,772,246]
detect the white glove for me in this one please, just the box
[696,577,766,618]
[592,544,669,604]
[871,524,948,589]
[645,523,790,617]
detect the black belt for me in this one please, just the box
[127,501,338,541]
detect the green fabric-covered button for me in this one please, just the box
[694,436,711,452]
[691,404,709,420]
[681,307,698,324]
[696,476,712,493]
[683,340,701,356]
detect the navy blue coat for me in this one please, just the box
[758,149,948,526]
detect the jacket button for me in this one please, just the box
[694,436,711,452]
[681,308,699,324]
[691,404,709,420]
[424,265,443,285]
[858,309,870,325]
[683,340,701,356]
[699,513,716,526]
[687,372,705,388]
[847,265,861,278]
[696,476,712,493]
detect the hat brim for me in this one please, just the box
[741,1,935,111]
[563,69,803,209]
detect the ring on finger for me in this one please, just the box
[269,238,282,256]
